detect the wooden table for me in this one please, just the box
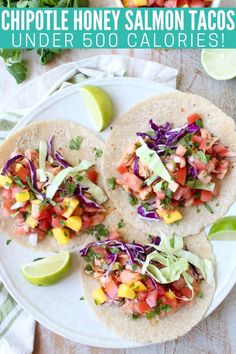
[1,4,235,351]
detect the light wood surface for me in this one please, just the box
[0,3,235,350]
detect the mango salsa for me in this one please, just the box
[26,216,38,229]
[15,190,30,203]
[118,284,136,299]
[93,287,108,305]
[65,216,82,232]
[52,228,70,245]
[0,175,12,188]
[131,281,147,292]
[62,198,79,219]
[157,209,183,225]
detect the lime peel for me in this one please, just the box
[208,216,236,241]
[201,49,236,81]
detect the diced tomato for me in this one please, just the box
[2,200,13,216]
[19,202,30,212]
[38,219,51,232]
[136,291,148,301]
[92,246,108,259]
[104,278,119,299]
[15,165,29,182]
[146,290,158,308]
[200,190,213,202]
[157,284,166,296]
[116,164,128,174]
[155,191,166,200]
[54,204,66,216]
[187,113,201,125]
[1,188,12,199]
[134,301,151,314]
[162,297,177,309]
[51,216,64,228]
[174,167,187,185]
[176,144,186,157]
[82,215,92,229]
[38,209,51,221]
[193,199,204,206]
[181,286,192,299]
[86,169,98,184]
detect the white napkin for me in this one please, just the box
[0,54,178,354]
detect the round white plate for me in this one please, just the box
[1,77,236,348]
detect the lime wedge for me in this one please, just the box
[21,251,71,286]
[201,49,236,81]
[80,85,113,131]
[208,216,236,241]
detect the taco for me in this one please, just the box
[0,120,108,251]
[102,92,236,236]
[80,211,215,344]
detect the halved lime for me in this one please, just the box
[208,216,236,241]
[21,251,71,286]
[80,85,113,131]
[201,49,236,81]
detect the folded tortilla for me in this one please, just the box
[101,92,236,237]
[81,210,215,344]
[0,120,107,251]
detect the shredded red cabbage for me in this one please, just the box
[1,154,24,175]
[76,185,103,210]
[55,151,70,168]
[137,206,160,220]
[47,136,53,157]
[133,156,139,176]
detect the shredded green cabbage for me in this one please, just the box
[136,141,172,183]
[79,174,107,204]
[46,160,93,199]
[38,140,48,182]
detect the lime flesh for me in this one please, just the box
[201,49,236,81]
[21,251,71,286]
[80,85,113,131]
[208,216,236,241]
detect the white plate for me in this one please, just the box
[1,77,236,348]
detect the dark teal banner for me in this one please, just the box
[0,8,235,49]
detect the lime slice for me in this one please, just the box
[21,251,71,286]
[208,216,236,241]
[80,85,113,131]
[201,49,236,81]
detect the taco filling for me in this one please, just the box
[115,114,236,224]
[0,137,107,246]
[80,232,213,320]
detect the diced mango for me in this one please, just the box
[62,198,79,219]
[15,190,30,203]
[31,199,41,205]
[52,227,70,245]
[157,209,182,224]
[0,175,12,188]
[26,216,38,229]
[131,281,147,292]
[118,284,136,299]
[112,262,121,271]
[134,0,147,6]
[165,291,176,300]
[93,287,108,305]
[65,216,82,232]
[15,163,22,172]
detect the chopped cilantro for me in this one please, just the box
[69,136,83,150]
[93,147,103,159]
[129,194,138,206]
[215,202,220,207]
[86,224,109,241]
[60,219,66,226]
[6,239,12,245]
[65,180,77,196]
[165,188,173,198]
[107,177,116,190]
[47,230,53,237]
[13,176,25,188]
[130,313,139,320]
[110,247,120,254]
[79,296,85,300]
[118,219,125,229]
[194,151,210,164]
[195,119,203,128]
[196,206,200,213]
[198,292,204,299]
[132,264,138,271]
[204,203,214,214]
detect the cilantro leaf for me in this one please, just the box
[69,136,83,150]
[107,177,116,190]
